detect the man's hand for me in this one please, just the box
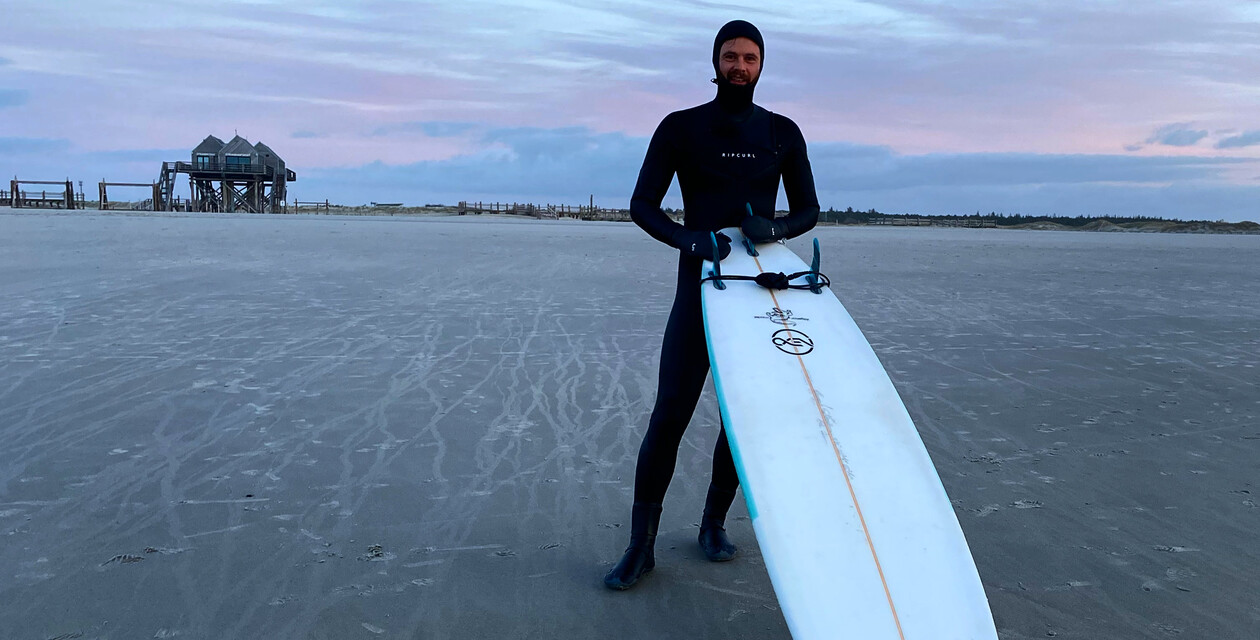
[676,229,732,261]
[741,215,786,243]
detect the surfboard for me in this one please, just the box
[700,227,998,640]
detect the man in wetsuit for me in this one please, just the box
[604,19,820,590]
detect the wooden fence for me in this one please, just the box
[99,181,160,210]
[9,179,83,209]
[458,200,631,221]
[292,199,332,214]
[871,216,997,228]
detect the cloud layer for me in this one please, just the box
[2,1,1258,221]
[1217,130,1260,149]
[1145,124,1209,148]
[293,125,1259,220]
[0,88,28,108]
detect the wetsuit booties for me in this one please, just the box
[604,502,662,590]
[698,484,738,561]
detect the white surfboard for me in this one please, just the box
[701,228,998,640]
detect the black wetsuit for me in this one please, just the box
[628,98,821,508]
[603,19,821,591]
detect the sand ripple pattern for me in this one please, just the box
[1,213,1257,639]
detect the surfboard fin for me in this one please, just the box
[708,232,727,290]
[808,238,823,294]
[741,203,759,256]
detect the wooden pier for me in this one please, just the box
[155,135,296,213]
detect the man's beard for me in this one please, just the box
[725,69,757,85]
[715,67,758,114]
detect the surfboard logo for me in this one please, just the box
[757,307,808,326]
[772,328,814,355]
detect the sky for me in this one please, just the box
[2,0,1259,222]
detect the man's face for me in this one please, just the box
[718,37,761,86]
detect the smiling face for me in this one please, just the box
[718,36,761,86]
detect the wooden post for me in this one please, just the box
[99,181,107,210]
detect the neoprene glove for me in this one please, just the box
[674,229,732,261]
[741,215,786,243]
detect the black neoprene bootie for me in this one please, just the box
[604,502,663,590]
[698,485,738,561]
[699,518,737,561]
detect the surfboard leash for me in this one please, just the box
[703,224,831,293]
[700,269,831,291]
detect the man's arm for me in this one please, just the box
[776,115,820,239]
[630,116,686,246]
[630,114,733,260]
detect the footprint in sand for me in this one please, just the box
[101,554,144,566]
[973,504,1002,517]
[1152,545,1199,553]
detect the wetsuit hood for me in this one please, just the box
[712,20,764,114]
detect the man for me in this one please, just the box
[605,19,820,590]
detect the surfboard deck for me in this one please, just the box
[701,228,998,640]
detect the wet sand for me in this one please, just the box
[1,210,1257,639]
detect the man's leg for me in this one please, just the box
[631,305,710,505]
[605,272,709,590]
[699,426,740,561]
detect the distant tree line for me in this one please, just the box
[659,205,1203,227]
[816,207,1189,227]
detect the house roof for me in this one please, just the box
[192,135,226,155]
[253,141,286,169]
[221,135,257,157]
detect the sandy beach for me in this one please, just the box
[1,209,1257,639]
